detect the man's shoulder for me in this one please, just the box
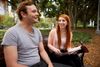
[33,27,38,30]
[8,25,16,30]
[6,25,18,34]
[33,27,40,32]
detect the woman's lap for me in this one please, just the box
[49,52,83,67]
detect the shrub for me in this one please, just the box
[0,30,6,43]
[72,31,92,46]
[0,29,92,46]
[0,15,15,29]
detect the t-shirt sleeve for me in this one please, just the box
[38,29,43,42]
[1,30,17,46]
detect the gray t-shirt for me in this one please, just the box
[1,24,43,66]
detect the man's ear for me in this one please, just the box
[20,11,27,18]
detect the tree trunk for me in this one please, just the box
[83,14,87,28]
[96,0,100,34]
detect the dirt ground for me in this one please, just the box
[76,28,100,67]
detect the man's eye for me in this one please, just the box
[32,10,36,13]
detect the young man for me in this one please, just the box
[1,1,53,67]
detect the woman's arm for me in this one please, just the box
[69,32,73,48]
[48,29,61,54]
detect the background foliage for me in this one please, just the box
[0,15,15,29]
[6,0,99,28]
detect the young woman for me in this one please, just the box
[48,14,87,67]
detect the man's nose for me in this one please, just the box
[36,12,39,16]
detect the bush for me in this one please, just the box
[0,15,15,29]
[40,29,92,44]
[40,28,51,36]
[35,18,53,28]
[0,29,92,45]
[72,31,92,45]
[0,30,6,43]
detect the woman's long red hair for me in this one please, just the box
[56,14,71,49]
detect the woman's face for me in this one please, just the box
[58,17,68,29]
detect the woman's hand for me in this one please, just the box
[54,48,62,55]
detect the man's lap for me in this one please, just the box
[30,60,72,67]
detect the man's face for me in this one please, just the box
[25,5,39,24]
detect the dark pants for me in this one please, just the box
[49,52,83,67]
[30,61,47,67]
[30,60,73,67]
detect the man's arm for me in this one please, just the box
[3,46,28,67]
[39,42,53,67]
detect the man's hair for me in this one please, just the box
[16,1,34,20]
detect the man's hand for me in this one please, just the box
[48,63,54,67]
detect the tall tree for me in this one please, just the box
[96,0,100,33]
[7,0,98,29]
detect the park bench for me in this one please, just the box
[0,45,6,67]
[43,35,89,67]
[0,36,88,67]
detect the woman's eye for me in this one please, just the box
[62,20,65,22]
[58,20,65,22]
[58,20,61,22]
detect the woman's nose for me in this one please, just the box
[59,20,64,23]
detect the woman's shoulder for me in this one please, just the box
[49,28,56,34]
[70,31,73,36]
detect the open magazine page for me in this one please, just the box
[60,46,82,56]
[67,46,81,54]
